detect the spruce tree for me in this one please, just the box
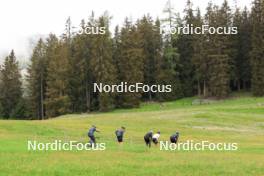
[90,14,116,111]
[113,25,122,106]
[116,18,144,107]
[65,19,88,112]
[158,3,183,100]
[0,50,23,118]
[232,8,252,91]
[137,15,161,100]
[206,1,231,98]
[177,0,195,97]
[203,1,215,97]
[251,0,264,96]
[239,8,252,90]
[68,15,98,113]
[45,38,71,117]
[27,39,47,119]
[192,8,209,97]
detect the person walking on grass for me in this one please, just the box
[144,130,153,148]
[152,131,161,146]
[170,132,179,144]
[88,125,100,144]
[115,126,126,144]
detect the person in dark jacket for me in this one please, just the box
[115,126,126,143]
[170,132,179,144]
[144,130,153,148]
[88,125,100,144]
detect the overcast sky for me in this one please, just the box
[0,0,252,62]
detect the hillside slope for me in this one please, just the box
[0,95,264,176]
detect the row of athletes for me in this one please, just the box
[87,125,180,147]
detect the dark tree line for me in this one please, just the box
[0,0,263,119]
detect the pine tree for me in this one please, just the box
[232,7,252,91]
[239,8,252,90]
[177,0,195,97]
[137,15,161,100]
[208,54,230,98]
[207,1,231,98]
[219,1,238,93]
[0,50,23,118]
[68,30,90,112]
[231,8,242,91]
[192,8,209,97]
[90,14,116,111]
[45,37,71,117]
[65,18,88,112]
[158,2,183,100]
[113,25,122,106]
[27,39,47,119]
[116,18,144,107]
[202,1,215,97]
[10,99,30,119]
[251,0,264,96]
[157,42,182,101]
[0,101,3,118]
[67,15,98,113]
[113,25,121,77]
[156,0,183,101]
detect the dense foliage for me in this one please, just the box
[0,0,263,119]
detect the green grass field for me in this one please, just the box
[1,94,264,176]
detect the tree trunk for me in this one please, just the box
[86,80,91,112]
[243,80,246,90]
[237,80,241,91]
[197,79,201,96]
[40,73,44,120]
[148,91,152,101]
[203,80,207,97]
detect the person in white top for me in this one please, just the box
[152,131,161,145]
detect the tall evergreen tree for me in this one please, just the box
[68,14,98,113]
[90,14,116,111]
[0,50,23,118]
[250,0,264,96]
[116,18,144,107]
[205,1,231,98]
[192,8,209,97]
[239,8,252,90]
[137,15,162,100]
[177,0,196,97]
[68,27,91,112]
[45,38,71,117]
[232,7,252,91]
[27,39,47,119]
[159,3,183,100]
[64,18,88,113]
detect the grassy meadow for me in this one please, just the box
[0,94,264,176]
